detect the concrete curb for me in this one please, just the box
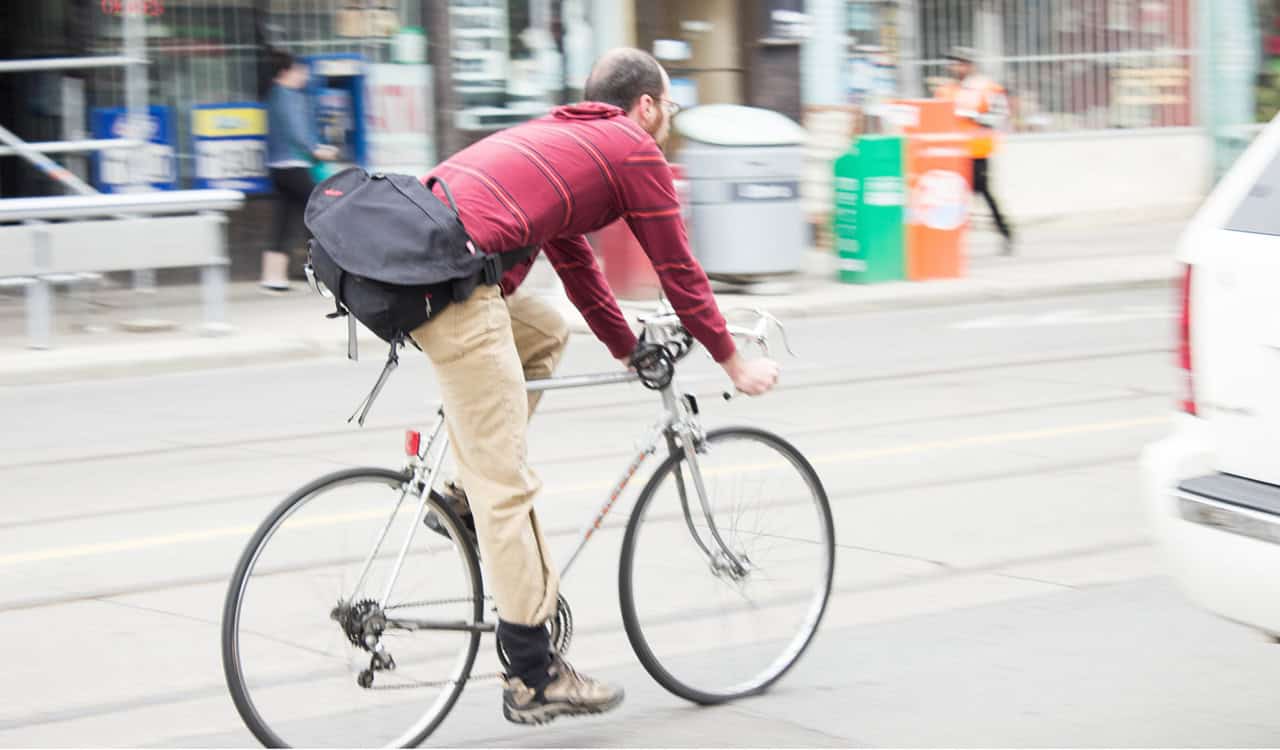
[0,263,1178,386]
[0,335,328,386]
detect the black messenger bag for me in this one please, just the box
[302,167,533,425]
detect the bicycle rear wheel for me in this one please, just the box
[619,427,834,704]
[222,468,483,748]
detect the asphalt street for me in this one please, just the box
[7,287,1273,747]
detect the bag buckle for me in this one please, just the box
[481,252,503,286]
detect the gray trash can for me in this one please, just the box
[675,105,807,278]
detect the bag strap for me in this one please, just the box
[343,246,536,428]
[481,244,537,284]
[503,244,537,268]
[424,176,460,214]
[322,266,359,362]
[348,334,402,426]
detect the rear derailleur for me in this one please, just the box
[331,598,396,688]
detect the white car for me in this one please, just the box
[1142,113,1280,637]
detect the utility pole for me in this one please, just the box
[896,0,923,98]
[122,5,157,292]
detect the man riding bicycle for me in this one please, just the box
[415,47,780,725]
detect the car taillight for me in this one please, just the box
[1178,264,1197,416]
[405,430,422,457]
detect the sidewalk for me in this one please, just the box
[0,212,1186,385]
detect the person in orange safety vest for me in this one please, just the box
[934,46,1014,255]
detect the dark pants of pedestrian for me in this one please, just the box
[972,158,1012,242]
[270,166,314,261]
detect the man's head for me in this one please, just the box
[270,49,308,89]
[584,48,677,145]
[946,47,977,81]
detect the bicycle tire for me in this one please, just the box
[222,467,484,748]
[618,427,835,705]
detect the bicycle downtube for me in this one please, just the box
[559,419,666,580]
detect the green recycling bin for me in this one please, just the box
[833,135,906,283]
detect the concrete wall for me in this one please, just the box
[803,126,1213,232]
[991,128,1212,222]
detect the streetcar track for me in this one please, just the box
[0,537,1153,733]
[0,450,1141,614]
[0,386,1165,533]
[0,345,1168,473]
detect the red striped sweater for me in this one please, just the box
[423,102,734,362]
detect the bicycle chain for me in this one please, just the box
[366,596,500,690]
[383,595,490,611]
[367,670,505,691]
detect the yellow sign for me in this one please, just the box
[193,107,267,138]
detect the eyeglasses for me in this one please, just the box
[659,98,682,116]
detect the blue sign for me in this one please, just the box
[90,105,176,192]
[192,102,270,193]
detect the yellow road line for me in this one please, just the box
[0,415,1167,568]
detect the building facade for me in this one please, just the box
[0,0,806,276]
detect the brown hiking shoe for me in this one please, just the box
[502,656,624,726]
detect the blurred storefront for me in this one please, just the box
[628,0,808,121]
[0,0,814,275]
[0,0,612,276]
[1254,0,1280,123]
[800,0,1216,239]
[1,1,807,182]
[801,0,1198,133]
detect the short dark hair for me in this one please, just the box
[269,49,297,79]
[584,48,665,111]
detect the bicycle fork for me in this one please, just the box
[660,388,752,580]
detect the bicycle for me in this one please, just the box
[221,307,836,748]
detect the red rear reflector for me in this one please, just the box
[405,430,421,457]
[1178,264,1197,416]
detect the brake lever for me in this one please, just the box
[763,311,797,358]
[720,309,795,401]
[732,308,797,358]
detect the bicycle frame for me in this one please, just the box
[355,323,750,632]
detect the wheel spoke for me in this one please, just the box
[223,469,484,748]
[620,428,835,703]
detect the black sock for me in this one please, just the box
[498,619,553,689]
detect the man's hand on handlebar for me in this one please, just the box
[721,352,779,396]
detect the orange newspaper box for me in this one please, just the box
[883,99,972,280]
[905,133,971,280]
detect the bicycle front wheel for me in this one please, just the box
[222,468,483,748]
[619,427,835,704]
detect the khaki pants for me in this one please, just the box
[410,285,570,626]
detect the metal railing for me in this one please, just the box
[0,56,146,73]
[0,53,150,194]
[0,139,143,158]
[1,190,246,350]
[0,190,245,222]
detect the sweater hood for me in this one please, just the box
[551,102,627,121]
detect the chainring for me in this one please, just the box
[495,593,573,670]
